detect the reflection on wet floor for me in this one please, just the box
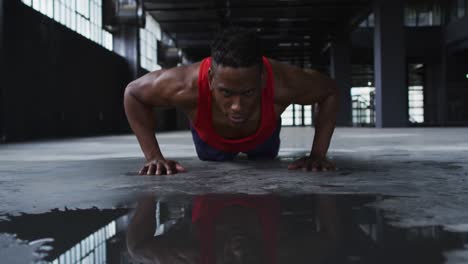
[0,194,467,264]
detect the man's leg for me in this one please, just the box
[245,120,282,160]
[190,126,238,161]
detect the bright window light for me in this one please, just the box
[23,0,113,51]
[281,104,312,126]
[140,14,162,71]
[408,85,424,123]
[351,87,375,126]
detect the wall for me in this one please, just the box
[1,1,133,142]
[446,48,468,125]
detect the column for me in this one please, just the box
[330,34,352,126]
[0,0,5,141]
[374,0,407,127]
[113,26,139,80]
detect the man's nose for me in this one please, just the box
[231,96,242,112]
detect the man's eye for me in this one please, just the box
[222,91,232,97]
[243,90,254,96]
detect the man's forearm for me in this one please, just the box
[124,86,164,161]
[310,88,339,158]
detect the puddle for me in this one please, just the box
[0,194,467,264]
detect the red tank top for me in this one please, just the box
[192,195,280,264]
[192,57,277,153]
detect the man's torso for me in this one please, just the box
[180,58,289,140]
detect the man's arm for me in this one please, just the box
[275,62,339,171]
[127,195,199,263]
[124,66,196,175]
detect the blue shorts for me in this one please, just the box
[190,120,281,161]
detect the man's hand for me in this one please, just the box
[287,155,336,172]
[138,159,186,176]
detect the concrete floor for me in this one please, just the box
[1,127,468,262]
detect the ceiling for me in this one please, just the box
[144,0,372,66]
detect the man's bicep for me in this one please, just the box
[127,70,184,108]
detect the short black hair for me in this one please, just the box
[211,27,262,69]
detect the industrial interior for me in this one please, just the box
[1,0,468,263]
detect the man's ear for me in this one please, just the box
[208,67,214,90]
[260,66,266,89]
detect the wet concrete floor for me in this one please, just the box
[0,127,468,263]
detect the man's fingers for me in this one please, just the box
[288,158,306,170]
[310,161,320,172]
[323,161,335,171]
[288,163,299,170]
[288,157,336,173]
[139,166,148,175]
[164,163,173,175]
[289,163,304,170]
[147,164,156,175]
[175,163,186,172]
[155,163,164,175]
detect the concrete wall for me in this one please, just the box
[1,1,133,142]
[445,15,468,46]
[446,49,468,125]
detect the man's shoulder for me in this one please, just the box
[157,61,202,109]
[266,58,292,103]
[160,61,202,88]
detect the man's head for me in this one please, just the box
[209,27,264,126]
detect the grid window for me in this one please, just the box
[304,105,313,125]
[22,0,113,51]
[140,14,162,71]
[365,5,445,27]
[351,87,375,126]
[281,104,313,126]
[281,105,294,126]
[408,85,424,123]
[405,8,417,26]
[295,105,303,125]
[457,0,466,18]
[418,10,432,26]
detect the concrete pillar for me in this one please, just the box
[113,26,139,80]
[330,34,352,126]
[424,59,446,126]
[437,48,447,125]
[373,0,407,127]
[0,0,4,141]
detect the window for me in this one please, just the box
[358,5,443,28]
[405,8,417,26]
[408,64,424,124]
[281,104,313,126]
[409,86,424,123]
[351,87,375,126]
[404,5,443,27]
[140,14,162,71]
[47,220,116,264]
[358,13,375,28]
[458,0,466,18]
[21,0,113,51]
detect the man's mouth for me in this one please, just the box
[229,115,246,124]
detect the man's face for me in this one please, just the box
[209,64,263,126]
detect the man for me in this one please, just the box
[124,28,339,176]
